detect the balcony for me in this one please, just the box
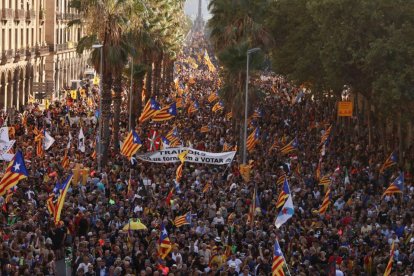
[25,47,35,59]
[1,8,14,21]
[35,45,50,56]
[26,10,36,21]
[1,50,14,65]
[14,48,26,61]
[14,9,25,21]
[56,12,63,21]
[51,42,76,53]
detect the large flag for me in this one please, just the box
[208,92,219,103]
[246,128,260,152]
[280,137,298,154]
[272,240,286,276]
[174,213,192,228]
[318,186,332,215]
[139,98,161,123]
[78,128,85,153]
[275,194,294,228]
[380,151,398,173]
[158,223,172,259]
[120,130,142,158]
[54,174,73,225]
[212,101,224,112]
[383,173,404,197]
[152,103,177,122]
[276,178,291,209]
[44,131,55,150]
[188,100,199,114]
[0,151,28,196]
[384,242,395,276]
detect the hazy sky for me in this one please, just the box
[184,0,211,21]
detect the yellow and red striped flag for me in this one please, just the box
[139,99,160,123]
[208,92,219,103]
[318,186,331,215]
[225,111,233,120]
[384,242,395,276]
[212,101,224,112]
[246,128,260,152]
[202,182,211,193]
[33,128,44,157]
[62,150,70,169]
[54,174,73,225]
[0,151,28,196]
[280,138,298,155]
[120,131,142,159]
[173,213,192,228]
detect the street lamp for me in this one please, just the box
[92,44,103,172]
[243,47,261,165]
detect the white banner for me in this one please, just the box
[136,147,236,165]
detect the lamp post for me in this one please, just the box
[243,47,261,165]
[129,58,133,131]
[92,44,103,172]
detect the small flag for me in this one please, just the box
[383,173,404,197]
[319,125,332,147]
[120,130,142,158]
[0,151,28,196]
[44,131,55,150]
[276,174,286,185]
[158,223,172,259]
[202,182,211,193]
[239,163,252,182]
[54,174,73,225]
[280,137,298,155]
[272,240,286,276]
[317,186,332,215]
[319,174,331,191]
[208,92,219,103]
[384,242,395,276]
[166,188,174,206]
[188,101,199,114]
[176,164,184,183]
[33,128,44,157]
[380,151,398,173]
[275,193,294,229]
[139,98,161,123]
[78,128,85,153]
[276,178,291,209]
[225,111,233,120]
[161,136,170,149]
[61,150,70,169]
[222,143,230,152]
[173,213,192,228]
[178,150,189,164]
[212,101,224,112]
[147,130,161,151]
[152,103,177,122]
[246,128,260,152]
[247,188,257,226]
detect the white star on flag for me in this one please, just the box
[13,162,21,171]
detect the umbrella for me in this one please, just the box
[122,219,147,231]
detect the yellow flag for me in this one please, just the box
[70,90,77,100]
[93,76,99,85]
[239,164,252,182]
[45,99,50,109]
[178,150,189,164]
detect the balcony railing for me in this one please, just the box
[14,9,25,21]
[39,10,45,20]
[26,47,35,57]
[14,48,26,60]
[1,8,14,21]
[26,10,35,21]
[35,45,49,56]
[1,49,15,64]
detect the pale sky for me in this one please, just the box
[184,0,211,21]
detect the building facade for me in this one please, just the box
[0,0,89,112]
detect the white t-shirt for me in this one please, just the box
[227,259,242,272]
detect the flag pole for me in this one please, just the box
[284,262,292,276]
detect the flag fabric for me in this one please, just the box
[239,164,252,182]
[212,101,224,112]
[176,163,184,183]
[147,130,161,151]
[204,50,216,72]
[178,150,189,164]
[152,103,177,122]
[0,151,28,196]
[208,92,219,103]
[188,101,199,114]
[166,127,179,144]
[276,174,286,186]
[272,240,286,276]
[319,174,331,191]
[225,111,233,120]
[384,242,395,276]
[383,173,404,197]
[54,174,73,225]
[139,99,161,123]
[174,213,192,228]
[275,194,294,228]
[120,131,142,158]
[78,128,85,153]
[222,143,230,152]
[252,108,263,119]
[246,128,260,152]
[200,125,210,133]
[33,128,44,157]
[158,224,172,259]
[161,136,170,149]
[280,138,298,154]
[318,186,332,215]
[46,193,56,216]
[316,161,321,180]
[276,178,291,209]
[247,188,257,226]
[44,131,55,150]
[61,150,70,169]
[202,182,211,193]
[319,125,332,146]
[166,188,174,206]
[5,188,15,204]
[380,152,398,173]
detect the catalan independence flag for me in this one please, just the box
[46,193,56,217]
[318,174,331,191]
[319,125,332,146]
[188,100,199,114]
[225,111,233,120]
[120,130,142,158]
[380,151,398,173]
[158,223,172,259]
[54,174,73,225]
[174,213,192,228]
[272,240,286,276]
[152,103,177,122]
[252,107,263,119]
[276,174,286,185]
[0,151,28,196]
[208,92,219,103]
[246,128,260,152]
[212,101,224,112]
[318,186,331,215]
[280,137,298,155]
[383,173,404,197]
[139,98,160,123]
[384,242,395,276]
[276,178,291,209]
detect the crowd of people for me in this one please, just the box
[0,29,413,276]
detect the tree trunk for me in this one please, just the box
[152,52,163,98]
[101,72,113,167]
[112,74,122,153]
[398,111,403,167]
[133,74,144,129]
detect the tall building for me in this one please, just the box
[0,0,89,112]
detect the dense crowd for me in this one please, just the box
[0,31,413,276]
